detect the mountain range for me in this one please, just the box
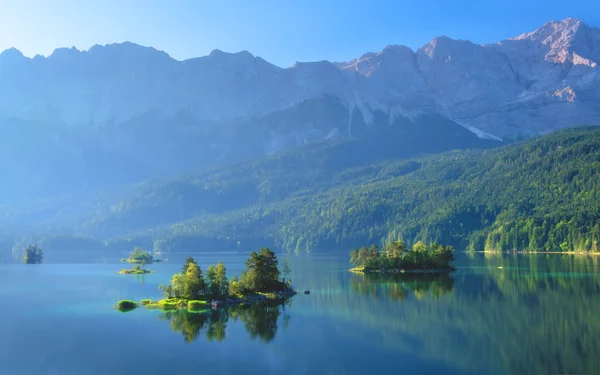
[3,18,599,137]
[1,17,600,241]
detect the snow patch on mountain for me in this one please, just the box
[466,126,504,142]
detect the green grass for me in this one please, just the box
[160,301,179,309]
[142,298,208,310]
[145,298,187,310]
[115,291,295,313]
[115,300,138,311]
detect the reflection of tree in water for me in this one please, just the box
[205,310,228,342]
[158,300,290,344]
[350,272,454,301]
[332,254,600,375]
[133,274,146,285]
[158,309,228,343]
[230,300,282,342]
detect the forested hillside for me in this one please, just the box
[73,126,600,253]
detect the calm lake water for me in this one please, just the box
[1,251,600,375]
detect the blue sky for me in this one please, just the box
[0,0,598,67]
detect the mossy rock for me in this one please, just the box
[116,300,138,311]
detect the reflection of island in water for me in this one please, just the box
[350,272,454,301]
[321,254,600,375]
[158,299,291,343]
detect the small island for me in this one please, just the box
[121,247,162,264]
[116,248,295,312]
[118,264,154,274]
[23,244,44,264]
[349,240,455,273]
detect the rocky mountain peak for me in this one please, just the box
[511,18,584,43]
[509,18,599,64]
[339,45,416,77]
[418,35,481,60]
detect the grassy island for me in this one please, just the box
[349,240,455,273]
[118,265,154,274]
[116,248,296,312]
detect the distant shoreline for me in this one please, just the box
[469,251,600,255]
[350,266,456,274]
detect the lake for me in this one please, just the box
[1,251,599,375]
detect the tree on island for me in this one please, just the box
[161,257,228,300]
[126,247,154,263]
[23,244,44,264]
[170,260,206,300]
[181,256,196,273]
[240,248,281,293]
[157,247,290,302]
[206,262,229,298]
[350,239,454,272]
[228,276,244,297]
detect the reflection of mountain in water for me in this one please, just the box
[158,299,292,344]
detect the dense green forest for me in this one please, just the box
[7,126,600,253]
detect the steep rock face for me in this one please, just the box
[484,18,600,135]
[336,18,600,137]
[416,37,522,118]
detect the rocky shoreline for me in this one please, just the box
[121,289,300,312]
[207,289,298,309]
